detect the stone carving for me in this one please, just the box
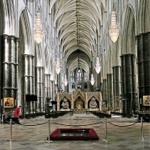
[89,97,98,109]
[61,98,69,109]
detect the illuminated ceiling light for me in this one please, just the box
[64,75,68,86]
[109,11,119,43]
[55,58,61,74]
[34,12,43,44]
[90,74,95,85]
[95,57,101,74]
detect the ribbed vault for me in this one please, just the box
[50,0,105,73]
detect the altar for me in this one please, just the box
[56,89,102,111]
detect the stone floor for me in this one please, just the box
[0,113,150,150]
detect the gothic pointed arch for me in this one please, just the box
[2,0,16,35]
[122,6,136,54]
[19,9,33,55]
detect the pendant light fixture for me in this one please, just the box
[95,57,101,74]
[109,11,119,43]
[90,74,95,85]
[34,11,43,44]
[55,58,61,74]
[64,75,68,86]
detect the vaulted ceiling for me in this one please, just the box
[50,0,105,73]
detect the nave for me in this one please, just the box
[0,113,150,150]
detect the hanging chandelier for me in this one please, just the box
[95,57,101,74]
[90,74,95,85]
[50,74,54,81]
[55,58,61,74]
[64,75,68,86]
[34,12,43,44]
[109,11,119,43]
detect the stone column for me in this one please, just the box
[51,80,55,111]
[24,55,35,115]
[0,35,18,106]
[96,72,101,91]
[45,74,51,99]
[36,67,44,113]
[57,74,59,92]
[0,36,2,106]
[102,79,107,109]
[66,68,69,92]
[121,54,136,117]
[112,66,121,111]
[107,73,113,110]
[71,93,74,110]
[45,74,51,111]
[85,93,88,109]
[57,93,60,111]
[50,80,53,101]
[137,32,150,101]
[99,92,102,111]
[15,38,19,104]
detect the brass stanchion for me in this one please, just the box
[48,119,53,143]
[141,117,144,141]
[2,114,4,123]
[10,119,12,143]
[102,117,108,143]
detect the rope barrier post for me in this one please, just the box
[140,117,144,141]
[48,119,52,143]
[102,117,108,143]
[9,119,12,143]
[2,114,4,123]
[105,117,108,142]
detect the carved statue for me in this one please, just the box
[61,98,69,109]
[89,97,97,109]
